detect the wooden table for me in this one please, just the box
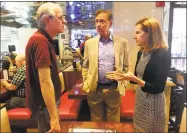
[68,79,87,99]
[68,85,87,99]
[60,121,134,132]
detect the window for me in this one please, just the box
[66,2,113,49]
[168,2,186,72]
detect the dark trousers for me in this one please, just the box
[37,100,60,133]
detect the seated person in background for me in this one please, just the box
[76,35,92,65]
[2,60,10,70]
[1,59,10,80]
[1,54,26,110]
[79,35,92,57]
[9,52,18,66]
[2,56,13,68]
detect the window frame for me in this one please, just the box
[168,2,187,71]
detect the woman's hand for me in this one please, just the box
[106,71,135,81]
[106,71,123,81]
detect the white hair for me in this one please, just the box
[15,54,26,65]
[36,2,62,29]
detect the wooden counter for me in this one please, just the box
[58,59,82,91]
[63,60,82,72]
[60,121,134,132]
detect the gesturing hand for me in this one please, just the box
[106,66,124,81]
[106,71,134,81]
[106,71,125,81]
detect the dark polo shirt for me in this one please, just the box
[25,29,62,113]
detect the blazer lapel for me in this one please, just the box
[113,36,127,96]
[94,36,99,70]
[113,36,121,70]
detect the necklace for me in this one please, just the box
[141,52,151,60]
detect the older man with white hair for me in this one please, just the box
[25,2,66,133]
[1,54,26,109]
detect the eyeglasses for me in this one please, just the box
[57,15,67,24]
[57,15,66,21]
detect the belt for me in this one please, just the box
[98,81,117,86]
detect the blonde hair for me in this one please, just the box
[36,2,62,28]
[136,17,168,52]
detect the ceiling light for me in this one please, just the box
[69,2,73,5]
[70,14,75,19]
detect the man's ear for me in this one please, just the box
[110,21,113,27]
[43,15,50,25]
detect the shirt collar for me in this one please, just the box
[38,28,54,44]
[99,32,113,41]
[17,64,26,71]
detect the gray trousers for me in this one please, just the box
[37,100,60,133]
[6,97,26,110]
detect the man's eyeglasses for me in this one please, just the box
[57,15,67,24]
[57,15,66,21]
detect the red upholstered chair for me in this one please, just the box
[7,71,83,132]
[8,92,82,121]
[8,108,31,120]
[7,91,82,132]
[120,90,136,119]
[8,108,33,133]
[58,91,82,120]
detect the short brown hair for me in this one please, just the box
[136,17,168,51]
[95,9,113,21]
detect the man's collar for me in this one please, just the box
[38,28,54,44]
[17,64,26,71]
[99,32,113,41]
